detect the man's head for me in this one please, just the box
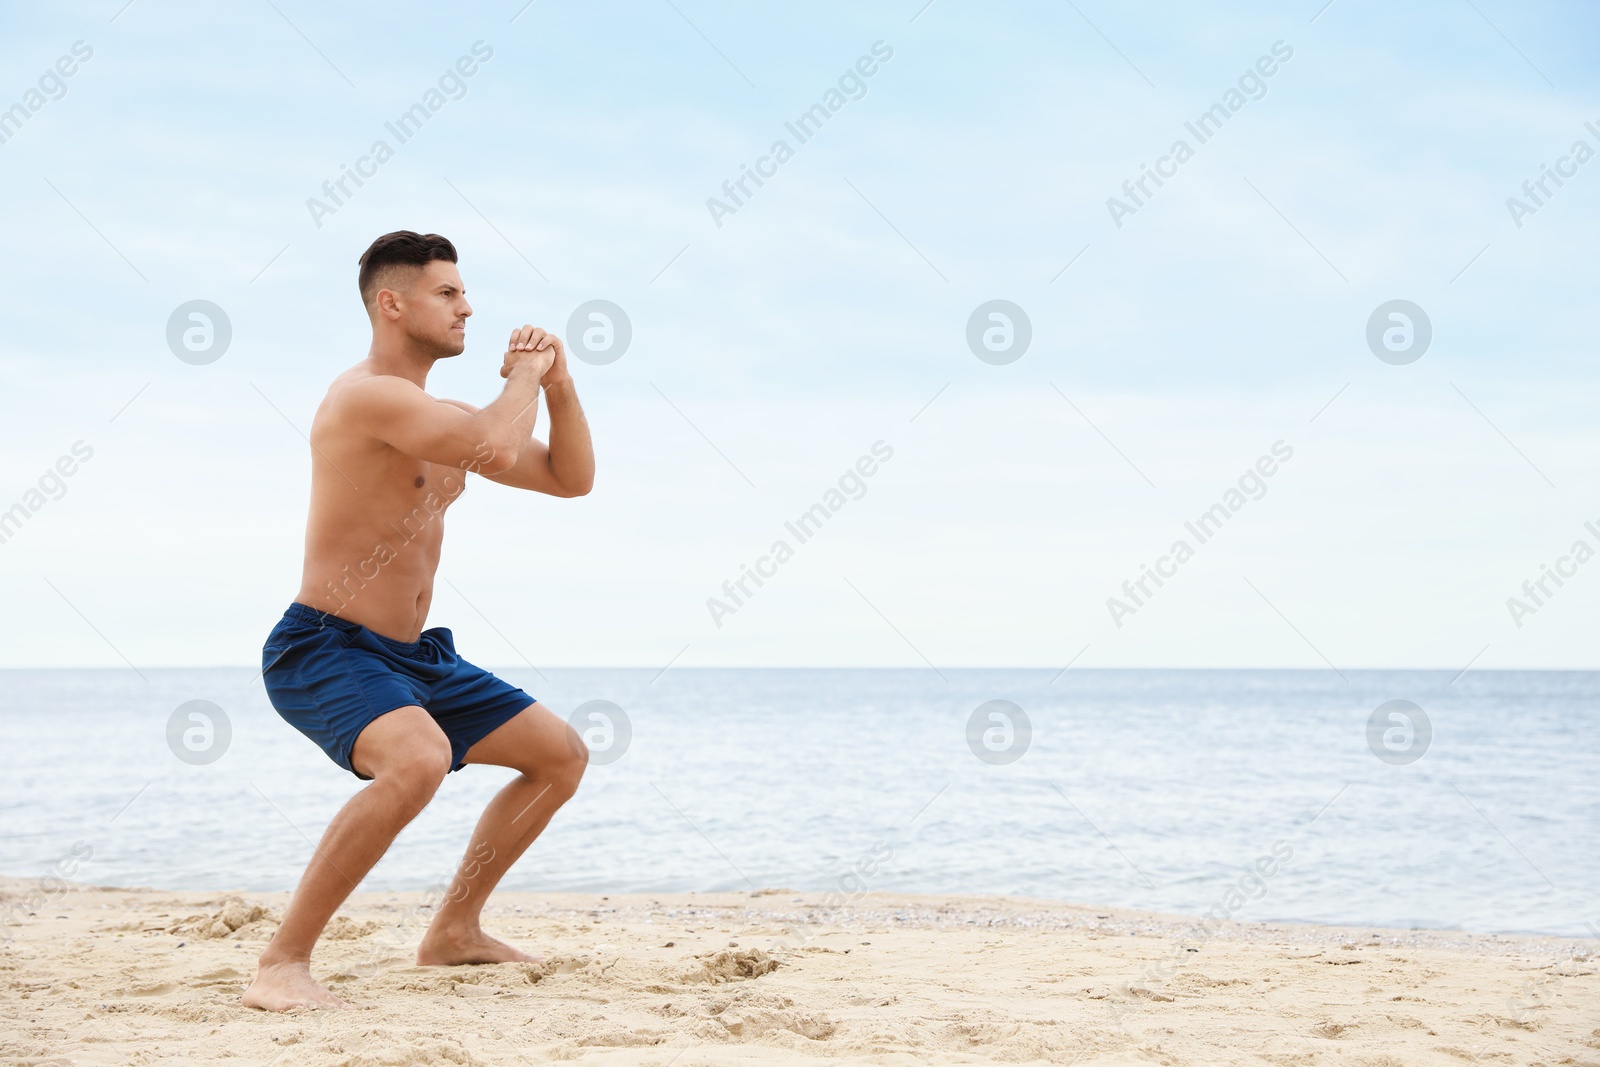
[357,231,471,357]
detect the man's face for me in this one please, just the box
[392,259,472,357]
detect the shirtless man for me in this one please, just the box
[243,230,594,1011]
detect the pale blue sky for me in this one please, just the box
[0,0,1596,670]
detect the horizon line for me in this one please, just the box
[1,664,1597,674]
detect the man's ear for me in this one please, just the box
[375,288,403,320]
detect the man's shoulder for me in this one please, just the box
[325,368,428,416]
[308,371,417,449]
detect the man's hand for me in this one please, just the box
[501,324,558,380]
[538,331,570,389]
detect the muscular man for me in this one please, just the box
[243,231,594,1011]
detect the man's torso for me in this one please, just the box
[294,366,467,642]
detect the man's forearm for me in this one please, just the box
[542,377,595,494]
[471,366,543,466]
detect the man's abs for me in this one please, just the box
[296,522,444,642]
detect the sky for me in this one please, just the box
[0,0,1596,670]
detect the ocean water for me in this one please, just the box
[0,667,1594,937]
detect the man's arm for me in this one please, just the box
[344,326,553,475]
[441,341,594,497]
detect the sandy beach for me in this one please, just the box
[1,879,1594,1066]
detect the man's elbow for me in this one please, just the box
[552,466,594,497]
[470,437,520,476]
[557,475,594,498]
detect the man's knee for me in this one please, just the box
[544,729,587,798]
[376,733,452,809]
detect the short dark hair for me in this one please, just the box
[357,230,458,308]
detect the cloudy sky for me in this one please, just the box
[0,0,1595,670]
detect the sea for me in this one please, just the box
[1,667,1594,937]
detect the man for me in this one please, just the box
[243,231,595,1011]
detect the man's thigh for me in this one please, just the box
[350,705,451,779]
[461,702,583,774]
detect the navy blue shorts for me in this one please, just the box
[261,602,534,780]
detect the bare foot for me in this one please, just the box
[416,925,541,966]
[242,959,351,1011]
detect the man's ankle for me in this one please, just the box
[258,947,313,968]
[424,915,479,939]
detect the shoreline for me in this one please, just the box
[12,875,1589,943]
[3,881,1595,1065]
